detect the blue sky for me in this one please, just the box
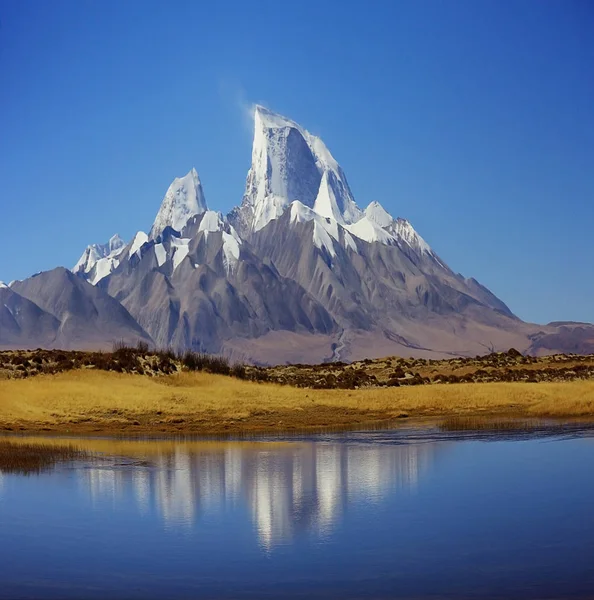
[1,0,592,324]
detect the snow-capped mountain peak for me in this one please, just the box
[364,201,394,229]
[129,231,149,258]
[73,234,125,274]
[198,210,226,234]
[313,171,345,224]
[346,215,398,246]
[107,234,125,253]
[38,104,553,362]
[72,233,127,285]
[149,168,207,240]
[196,210,242,273]
[232,106,362,235]
[393,217,434,258]
[0,281,8,289]
[254,104,298,131]
[346,202,442,265]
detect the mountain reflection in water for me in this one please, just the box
[2,432,594,599]
[78,441,437,548]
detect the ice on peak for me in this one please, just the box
[129,231,149,258]
[365,201,394,229]
[394,217,433,256]
[154,243,167,267]
[196,210,242,272]
[198,210,225,234]
[354,203,438,260]
[170,236,191,271]
[346,216,397,246]
[254,105,340,173]
[254,105,300,130]
[150,168,208,240]
[248,108,438,262]
[289,201,360,258]
[0,281,7,289]
[313,171,344,224]
[107,234,125,254]
[73,234,126,275]
[222,231,241,274]
[239,106,362,234]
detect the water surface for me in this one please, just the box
[1,427,593,599]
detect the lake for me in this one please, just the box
[1,425,593,599]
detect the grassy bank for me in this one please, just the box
[1,370,593,436]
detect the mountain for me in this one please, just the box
[71,167,207,286]
[2,106,592,361]
[149,168,207,239]
[10,268,151,349]
[229,105,362,236]
[0,285,60,349]
[100,212,336,364]
[72,234,126,285]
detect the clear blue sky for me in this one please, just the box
[1,0,592,324]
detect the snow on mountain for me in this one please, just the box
[393,217,434,257]
[352,201,440,263]
[150,168,207,240]
[221,231,241,273]
[346,215,397,246]
[290,201,338,257]
[233,105,362,235]
[154,243,167,267]
[88,256,118,285]
[192,209,243,272]
[16,104,587,362]
[365,200,394,229]
[73,234,125,273]
[73,234,126,285]
[312,171,349,223]
[0,281,7,289]
[198,210,226,235]
[170,236,191,271]
[290,201,358,256]
[235,107,442,265]
[70,108,444,297]
[129,231,149,258]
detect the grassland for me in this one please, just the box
[1,369,594,436]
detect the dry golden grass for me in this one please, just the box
[0,369,593,435]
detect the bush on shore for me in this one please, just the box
[1,343,268,383]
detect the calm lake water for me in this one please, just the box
[1,426,593,599]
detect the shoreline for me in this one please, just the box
[2,412,594,441]
[2,369,594,439]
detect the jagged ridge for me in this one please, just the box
[2,106,591,362]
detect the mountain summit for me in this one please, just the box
[72,233,126,285]
[229,105,362,237]
[3,106,592,361]
[150,168,207,239]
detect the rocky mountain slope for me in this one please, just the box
[2,106,592,361]
[9,269,151,349]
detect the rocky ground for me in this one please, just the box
[0,348,181,379]
[0,347,269,382]
[261,348,594,388]
[2,347,594,389]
